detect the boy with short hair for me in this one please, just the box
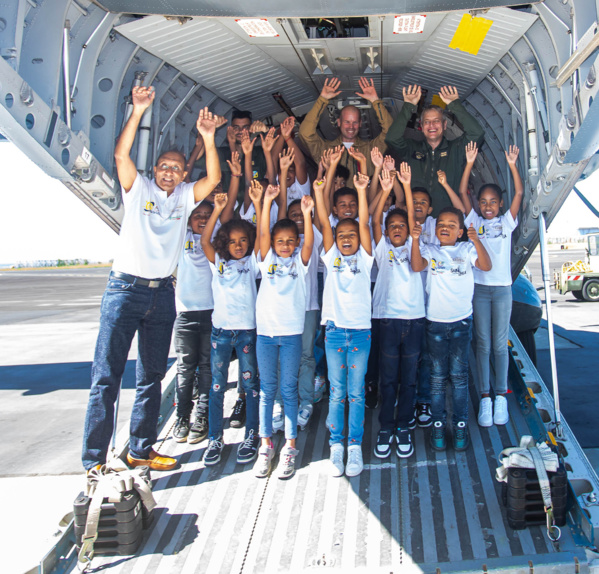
[410,207,491,452]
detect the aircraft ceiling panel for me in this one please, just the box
[116,16,317,119]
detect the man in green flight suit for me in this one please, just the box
[386,85,484,216]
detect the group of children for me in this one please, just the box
[172,119,524,480]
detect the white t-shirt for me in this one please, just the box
[465,209,517,286]
[256,248,309,337]
[210,252,259,330]
[175,225,220,313]
[421,242,479,323]
[372,236,425,320]
[321,245,374,330]
[302,226,322,312]
[240,201,279,229]
[276,175,311,204]
[112,174,196,278]
[419,215,439,246]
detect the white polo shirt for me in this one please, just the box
[465,209,517,286]
[321,245,374,330]
[256,248,310,337]
[112,174,196,278]
[420,242,479,323]
[210,252,259,330]
[372,236,425,320]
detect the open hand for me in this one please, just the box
[226,126,237,148]
[439,86,459,105]
[356,77,378,102]
[248,180,263,204]
[347,146,366,163]
[280,116,295,139]
[131,85,155,111]
[505,144,519,165]
[465,141,478,164]
[301,195,314,215]
[320,78,341,100]
[214,193,228,211]
[402,85,422,106]
[250,120,268,134]
[197,107,217,138]
[240,130,256,155]
[383,154,396,171]
[264,184,280,201]
[379,169,393,193]
[397,162,411,185]
[215,115,228,129]
[260,127,279,153]
[279,148,295,171]
[227,151,242,177]
[371,147,383,169]
[353,172,370,191]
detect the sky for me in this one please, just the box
[0,141,598,265]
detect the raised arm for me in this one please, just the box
[397,162,415,230]
[468,224,492,271]
[248,180,264,255]
[354,173,372,255]
[261,127,279,185]
[410,222,428,272]
[280,116,307,185]
[260,184,279,259]
[438,170,466,213]
[314,178,334,252]
[348,146,368,175]
[506,145,524,220]
[357,77,393,151]
[114,85,155,192]
[368,147,384,208]
[221,151,241,224]
[278,147,295,219]
[439,86,485,145]
[459,141,477,214]
[193,107,222,203]
[324,146,344,216]
[184,134,205,183]
[200,193,227,264]
[300,195,315,265]
[372,169,394,244]
[240,131,257,211]
[385,85,421,156]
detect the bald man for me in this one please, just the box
[299,77,393,187]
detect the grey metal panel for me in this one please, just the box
[115,16,316,120]
[95,0,535,18]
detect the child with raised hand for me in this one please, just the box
[372,164,425,459]
[460,142,524,428]
[410,205,491,453]
[200,191,261,467]
[254,186,314,480]
[314,172,374,478]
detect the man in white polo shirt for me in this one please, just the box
[82,85,221,472]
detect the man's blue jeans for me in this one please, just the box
[379,318,424,430]
[473,284,512,395]
[208,328,259,440]
[257,334,302,440]
[325,322,371,446]
[174,309,213,418]
[427,316,473,427]
[82,273,176,469]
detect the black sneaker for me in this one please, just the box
[188,413,208,444]
[408,416,417,430]
[415,403,433,428]
[430,421,446,451]
[173,416,190,443]
[230,397,246,428]
[453,421,470,451]
[374,429,394,459]
[365,382,379,409]
[396,428,414,458]
[204,437,224,466]
[237,429,259,464]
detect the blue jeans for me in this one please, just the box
[257,334,302,439]
[473,284,512,395]
[416,328,431,404]
[82,272,176,469]
[209,328,259,440]
[174,310,213,418]
[379,318,424,430]
[427,316,473,427]
[325,322,371,446]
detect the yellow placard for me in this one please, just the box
[449,14,493,56]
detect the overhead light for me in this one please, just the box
[449,14,492,55]
[335,56,354,62]
[235,19,279,37]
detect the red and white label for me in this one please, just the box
[235,19,279,37]
[394,15,426,34]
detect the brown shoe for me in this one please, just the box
[127,449,177,471]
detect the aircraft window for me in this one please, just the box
[302,17,369,39]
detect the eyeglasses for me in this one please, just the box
[231,125,250,132]
[157,164,183,172]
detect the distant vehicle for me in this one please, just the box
[554,233,599,301]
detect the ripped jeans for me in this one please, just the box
[208,328,259,440]
[325,322,371,446]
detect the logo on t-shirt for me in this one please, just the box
[267,263,278,277]
[388,250,396,264]
[185,239,194,252]
[430,258,447,273]
[217,261,225,275]
[143,201,158,215]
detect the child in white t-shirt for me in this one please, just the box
[372,164,425,460]
[411,206,491,453]
[200,190,261,468]
[254,185,314,480]
[460,143,524,428]
[314,173,374,479]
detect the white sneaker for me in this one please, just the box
[345,445,364,477]
[494,395,509,425]
[298,404,313,429]
[314,375,326,403]
[277,445,299,480]
[477,397,493,427]
[254,445,274,478]
[329,443,345,477]
[272,404,284,433]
